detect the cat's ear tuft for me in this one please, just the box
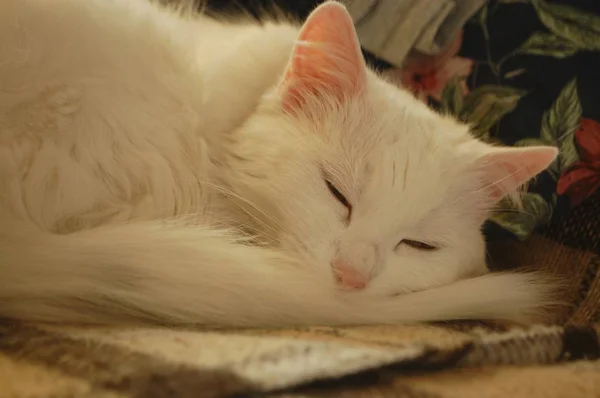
[279,1,367,113]
[475,146,558,202]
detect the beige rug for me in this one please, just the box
[0,321,598,397]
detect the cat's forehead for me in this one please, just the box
[349,107,475,225]
[360,108,470,175]
[341,84,471,149]
[366,135,461,195]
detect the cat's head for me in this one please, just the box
[230,2,557,296]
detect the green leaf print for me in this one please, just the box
[514,138,551,147]
[478,4,489,41]
[530,0,600,50]
[489,139,557,239]
[460,86,527,138]
[504,69,526,79]
[515,32,580,59]
[440,76,464,116]
[489,193,553,241]
[539,78,582,177]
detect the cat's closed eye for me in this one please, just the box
[324,178,352,218]
[397,240,438,251]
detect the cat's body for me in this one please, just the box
[0,0,558,327]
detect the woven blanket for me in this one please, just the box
[2,196,598,398]
[1,321,598,398]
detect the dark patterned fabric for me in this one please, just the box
[460,0,600,241]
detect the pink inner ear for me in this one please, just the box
[280,2,367,112]
[478,146,558,201]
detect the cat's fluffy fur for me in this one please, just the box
[0,0,558,327]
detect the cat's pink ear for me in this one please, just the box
[280,2,367,113]
[475,146,558,202]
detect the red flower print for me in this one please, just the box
[385,30,473,102]
[557,118,600,206]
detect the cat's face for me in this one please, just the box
[228,2,557,297]
[240,81,495,296]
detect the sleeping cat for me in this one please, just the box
[0,0,558,327]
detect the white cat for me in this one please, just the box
[0,0,558,327]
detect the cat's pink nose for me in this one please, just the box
[332,262,369,290]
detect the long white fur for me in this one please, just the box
[0,221,552,326]
[0,0,557,327]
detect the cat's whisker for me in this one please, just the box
[492,208,535,217]
[474,163,530,197]
[199,212,277,241]
[199,179,284,235]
